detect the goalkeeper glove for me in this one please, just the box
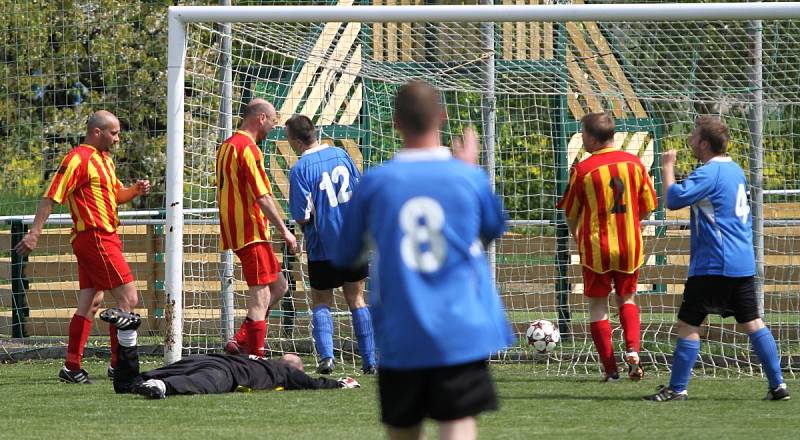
[338,377,360,389]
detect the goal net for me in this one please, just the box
[168,1,800,377]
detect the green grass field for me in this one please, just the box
[0,358,796,439]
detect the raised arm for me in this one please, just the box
[117,180,151,204]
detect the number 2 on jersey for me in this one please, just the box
[609,176,627,214]
[319,165,352,208]
[400,197,447,273]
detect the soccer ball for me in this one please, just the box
[526,319,560,354]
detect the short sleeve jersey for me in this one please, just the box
[333,147,512,370]
[557,147,657,274]
[288,145,361,261]
[45,144,123,239]
[216,130,274,251]
[666,156,755,277]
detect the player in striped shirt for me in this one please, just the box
[558,112,657,382]
[217,99,297,357]
[15,111,151,384]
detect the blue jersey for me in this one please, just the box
[289,145,361,261]
[333,147,512,369]
[666,156,755,277]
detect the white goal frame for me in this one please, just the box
[165,2,800,364]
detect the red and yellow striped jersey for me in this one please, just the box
[557,147,657,274]
[45,144,123,239]
[216,130,273,251]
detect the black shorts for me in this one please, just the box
[677,275,760,327]
[307,260,368,290]
[378,360,498,428]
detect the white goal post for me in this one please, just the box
[166,2,800,371]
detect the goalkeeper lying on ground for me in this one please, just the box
[100,308,360,399]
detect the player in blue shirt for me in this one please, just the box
[644,116,790,402]
[286,114,376,375]
[333,81,512,440]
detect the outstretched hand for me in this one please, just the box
[452,126,480,165]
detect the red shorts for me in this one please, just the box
[234,242,281,287]
[582,267,639,298]
[72,230,134,291]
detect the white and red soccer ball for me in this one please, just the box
[526,319,560,354]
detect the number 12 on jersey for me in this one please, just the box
[319,165,353,208]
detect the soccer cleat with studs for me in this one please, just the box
[362,365,377,375]
[765,383,791,401]
[603,372,620,383]
[643,385,688,401]
[99,308,141,331]
[625,351,644,381]
[316,357,335,375]
[59,366,93,384]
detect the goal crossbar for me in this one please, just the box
[168,3,800,24]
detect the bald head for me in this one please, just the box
[280,354,304,372]
[87,110,119,134]
[240,98,278,142]
[85,110,121,151]
[243,99,276,121]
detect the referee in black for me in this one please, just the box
[129,353,360,399]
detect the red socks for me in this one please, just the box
[234,319,249,345]
[245,320,267,356]
[590,319,617,375]
[619,303,641,353]
[65,314,93,371]
[109,324,119,369]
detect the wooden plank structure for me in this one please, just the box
[3,204,800,336]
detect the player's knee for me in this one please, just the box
[344,290,366,309]
[741,318,765,335]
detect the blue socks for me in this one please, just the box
[669,338,700,393]
[351,306,376,369]
[750,327,784,389]
[312,305,334,360]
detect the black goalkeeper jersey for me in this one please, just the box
[141,354,340,392]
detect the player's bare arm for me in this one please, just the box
[14,197,56,257]
[117,179,151,204]
[661,149,677,199]
[256,194,298,254]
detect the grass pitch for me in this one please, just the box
[0,358,796,439]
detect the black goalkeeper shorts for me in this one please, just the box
[677,275,760,327]
[307,260,367,290]
[378,360,498,428]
